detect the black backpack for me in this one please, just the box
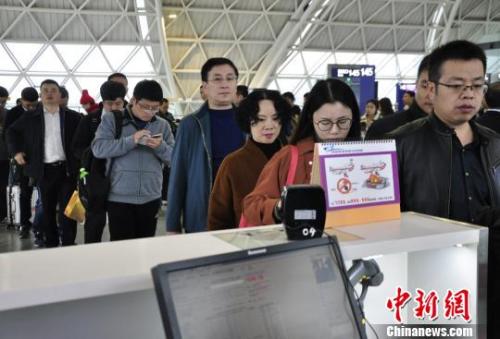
[78,110,124,211]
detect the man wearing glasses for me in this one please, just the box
[365,55,432,140]
[92,80,174,241]
[167,57,245,234]
[389,39,500,225]
[389,41,500,337]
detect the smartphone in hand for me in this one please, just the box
[151,133,162,139]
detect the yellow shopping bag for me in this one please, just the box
[64,190,86,223]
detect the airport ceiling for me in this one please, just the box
[0,0,499,111]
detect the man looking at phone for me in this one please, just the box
[92,80,174,240]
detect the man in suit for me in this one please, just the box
[7,79,81,247]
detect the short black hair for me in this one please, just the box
[160,98,169,104]
[428,40,486,84]
[100,80,126,101]
[201,58,238,82]
[282,92,295,102]
[403,90,415,98]
[235,89,291,134]
[485,81,500,108]
[291,79,361,144]
[133,80,163,102]
[417,54,430,78]
[0,86,8,98]
[236,85,248,98]
[108,72,127,81]
[59,86,68,99]
[21,87,39,102]
[40,79,60,91]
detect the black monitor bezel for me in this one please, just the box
[151,236,367,339]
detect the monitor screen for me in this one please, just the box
[154,240,363,339]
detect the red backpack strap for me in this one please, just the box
[238,214,250,228]
[286,145,299,185]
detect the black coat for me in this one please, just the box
[72,108,103,161]
[4,105,30,140]
[388,114,500,225]
[3,104,34,158]
[0,108,8,160]
[477,109,500,134]
[6,105,81,181]
[365,102,427,140]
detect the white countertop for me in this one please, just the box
[336,212,483,259]
[0,212,484,312]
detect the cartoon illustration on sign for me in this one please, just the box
[360,161,389,189]
[337,177,352,194]
[329,159,354,177]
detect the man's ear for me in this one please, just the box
[428,81,436,102]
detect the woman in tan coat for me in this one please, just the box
[242,79,362,226]
[207,90,291,230]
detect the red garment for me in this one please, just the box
[80,89,95,105]
[80,89,99,113]
[242,137,315,226]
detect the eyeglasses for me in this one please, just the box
[137,101,159,113]
[437,82,488,94]
[417,80,429,89]
[315,118,352,131]
[207,75,238,84]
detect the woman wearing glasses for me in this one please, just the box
[207,89,291,230]
[242,79,361,226]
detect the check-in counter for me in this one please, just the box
[0,212,487,338]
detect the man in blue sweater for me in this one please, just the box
[167,58,245,233]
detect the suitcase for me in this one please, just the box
[7,184,21,226]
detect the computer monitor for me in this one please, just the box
[152,237,366,339]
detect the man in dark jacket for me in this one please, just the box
[4,87,39,238]
[0,86,8,110]
[0,86,10,226]
[477,81,500,133]
[390,41,499,224]
[157,98,177,202]
[7,79,81,247]
[72,80,126,243]
[388,40,500,337]
[158,98,177,137]
[365,55,433,140]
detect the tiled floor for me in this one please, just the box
[0,207,168,254]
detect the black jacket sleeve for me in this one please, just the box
[72,115,93,161]
[3,107,20,144]
[6,110,29,157]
